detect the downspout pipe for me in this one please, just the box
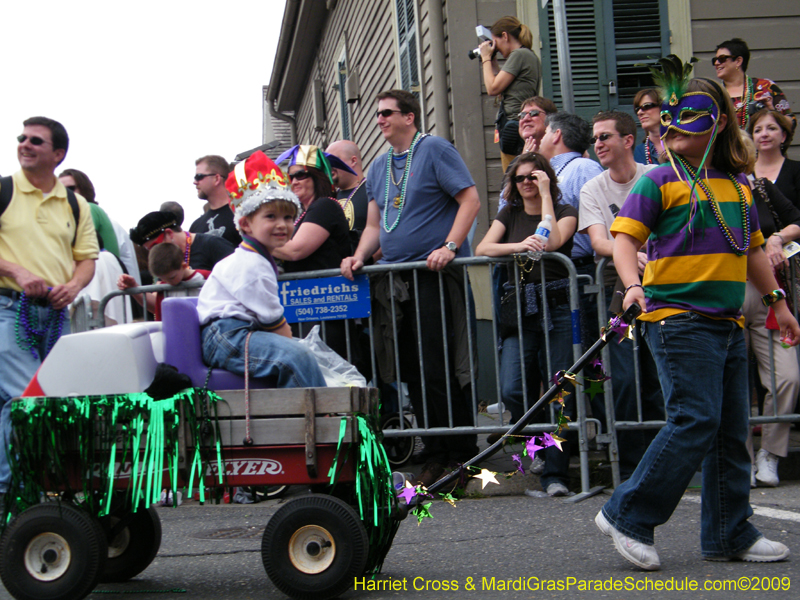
[428,0,450,141]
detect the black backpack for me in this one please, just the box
[0,175,80,245]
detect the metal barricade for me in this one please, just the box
[85,255,605,496]
[594,256,800,488]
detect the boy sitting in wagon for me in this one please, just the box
[196,151,326,389]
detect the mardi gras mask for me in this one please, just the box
[660,91,720,139]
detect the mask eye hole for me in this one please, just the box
[677,108,710,125]
[660,111,673,127]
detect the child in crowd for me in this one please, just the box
[117,243,206,321]
[196,151,326,389]
[596,63,799,570]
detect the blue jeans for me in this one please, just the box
[499,304,575,489]
[601,313,760,556]
[0,295,71,493]
[201,318,326,389]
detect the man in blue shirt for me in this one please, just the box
[341,89,481,487]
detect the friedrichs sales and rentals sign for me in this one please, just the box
[280,274,370,323]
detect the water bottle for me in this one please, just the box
[527,214,552,261]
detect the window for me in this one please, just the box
[538,0,669,118]
[396,0,420,97]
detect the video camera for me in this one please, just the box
[467,25,493,60]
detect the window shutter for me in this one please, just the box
[396,0,421,97]
[612,0,667,103]
[337,58,351,140]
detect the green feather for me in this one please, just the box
[648,54,698,106]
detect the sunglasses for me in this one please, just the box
[635,102,659,112]
[193,173,217,182]
[513,174,538,183]
[590,132,622,144]
[17,134,52,146]
[517,109,543,120]
[711,54,734,66]
[288,170,312,182]
[375,109,403,119]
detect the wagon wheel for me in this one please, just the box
[380,412,416,467]
[0,503,107,600]
[97,506,162,583]
[252,485,289,501]
[262,494,368,600]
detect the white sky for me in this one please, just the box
[1,0,285,231]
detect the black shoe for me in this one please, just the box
[412,462,445,488]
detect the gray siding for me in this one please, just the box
[690,0,800,156]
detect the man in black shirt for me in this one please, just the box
[326,140,368,234]
[189,155,241,247]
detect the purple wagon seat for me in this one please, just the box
[161,297,276,390]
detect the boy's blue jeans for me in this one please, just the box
[202,318,326,389]
[601,312,761,557]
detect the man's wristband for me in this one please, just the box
[762,288,787,307]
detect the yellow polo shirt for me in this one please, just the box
[0,170,98,291]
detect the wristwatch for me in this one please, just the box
[762,289,787,307]
[444,241,458,253]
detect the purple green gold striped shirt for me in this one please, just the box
[610,164,764,326]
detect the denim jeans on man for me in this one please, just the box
[601,313,761,557]
[499,302,575,490]
[202,318,326,389]
[0,295,71,493]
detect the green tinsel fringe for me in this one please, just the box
[327,411,399,575]
[4,389,225,522]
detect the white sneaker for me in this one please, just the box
[709,537,790,563]
[530,456,545,475]
[546,482,569,497]
[595,510,661,570]
[755,448,779,487]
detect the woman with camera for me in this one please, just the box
[479,16,541,172]
[749,109,800,210]
[713,38,795,132]
[476,152,577,496]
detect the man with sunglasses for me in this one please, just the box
[341,89,481,487]
[189,155,241,247]
[0,117,99,503]
[578,111,664,482]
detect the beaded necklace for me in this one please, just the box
[15,292,66,360]
[340,178,365,212]
[675,154,750,255]
[644,138,658,165]
[383,132,423,233]
[184,232,192,264]
[555,155,579,177]
[737,75,753,130]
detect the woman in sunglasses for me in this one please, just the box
[632,89,663,166]
[713,38,795,132]
[273,145,357,362]
[475,152,577,497]
[479,16,541,172]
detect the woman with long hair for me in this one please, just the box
[713,37,795,132]
[632,88,662,165]
[479,16,541,171]
[597,69,798,569]
[476,152,577,496]
[748,108,800,209]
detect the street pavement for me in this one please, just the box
[1,480,797,600]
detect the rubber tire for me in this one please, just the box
[0,503,108,600]
[253,485,289,501]
[97,506,162,583]
[262,494,368,600]
[380,412,415,467]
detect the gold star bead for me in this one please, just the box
[474,469,500,489]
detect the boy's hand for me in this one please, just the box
[117,274,137,290]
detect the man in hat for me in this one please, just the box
[341,89,481,487]
[189,155,242,247]
[129,211,234,272]
[0,116,98,501]
[326,140,368,235]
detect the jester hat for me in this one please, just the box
[275,144,356,185]
[649,55,720,139]
[226,150,302,229]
